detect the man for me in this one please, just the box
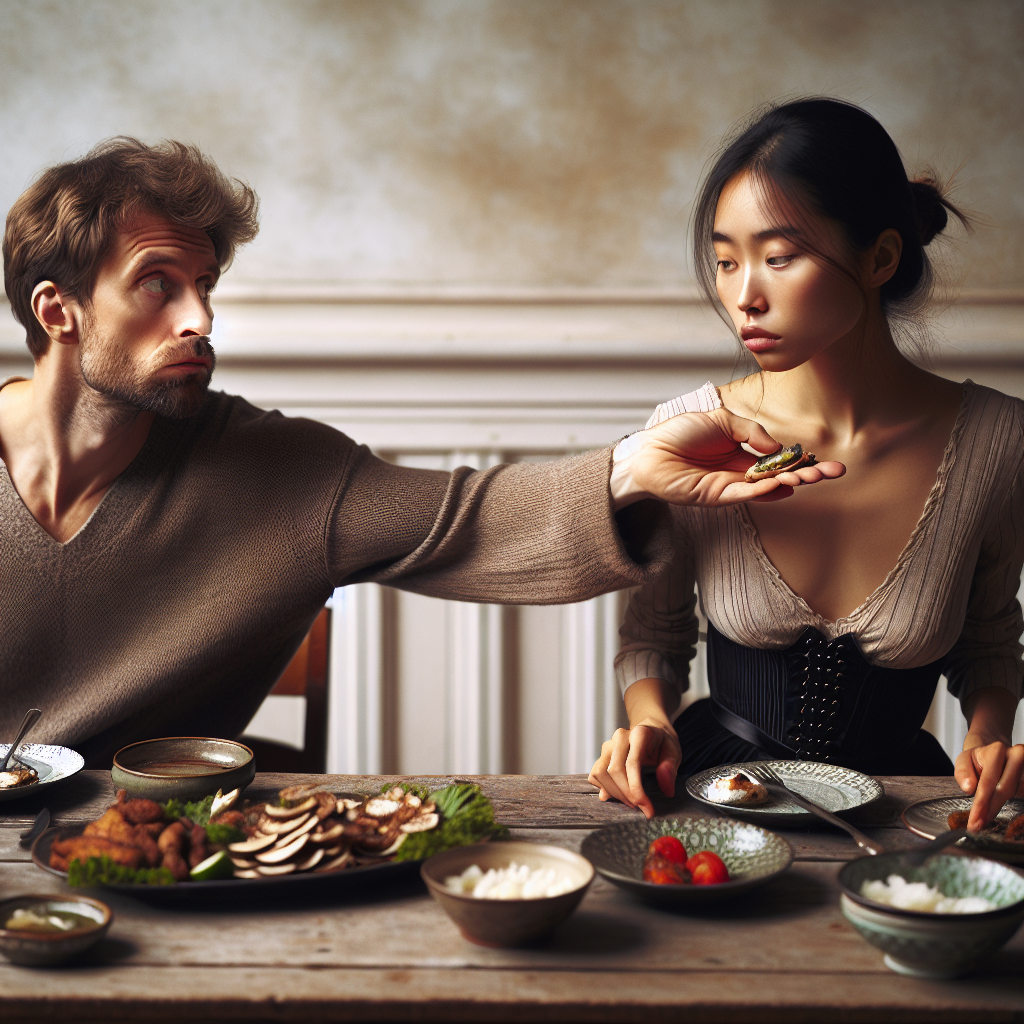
[0,139,837,767]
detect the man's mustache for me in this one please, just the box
[160,336,216,369]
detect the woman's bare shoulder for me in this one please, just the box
[717,374,763,417]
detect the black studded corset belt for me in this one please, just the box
[705,622,943,767]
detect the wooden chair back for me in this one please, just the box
[240,607,330,773]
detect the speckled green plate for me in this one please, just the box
[580,816,793,905]
[901,797,1024,865]
[686,760,883,825]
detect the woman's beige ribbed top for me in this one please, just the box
[617,380,1024,711]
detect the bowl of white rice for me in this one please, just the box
[421,841,594,946]
[838,851,1024,978]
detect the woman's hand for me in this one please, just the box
[955,687,1024,831]
[588,722,682,820]
[955,739,1024,832]
[611,407,845,509]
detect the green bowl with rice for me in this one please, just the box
[838,851,1024,978]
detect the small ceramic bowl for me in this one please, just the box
[581,815,793,906]
[838,851,1024,978]
[421,841,594,946]
[0,894,112,967]
[111,737,255,802]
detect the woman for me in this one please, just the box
[590,98,1024,831]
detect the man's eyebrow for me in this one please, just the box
[129,250,221,279]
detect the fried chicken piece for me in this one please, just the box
[1004,814,1024,842]
[121,798,166,824]
[157,821,191,879]
[84,806,161,866]
[51,836,145,870]
[188,824,208,868]
[948,810,970,830]
[162,851,190,881]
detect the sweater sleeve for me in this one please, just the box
[326,445,673,604]
[614,522,699,717]
[942,450,1024,707]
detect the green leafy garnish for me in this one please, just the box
[394,783,508,862]
[68,856,175,887]
[161,794,215,826]
[204,822,245,845]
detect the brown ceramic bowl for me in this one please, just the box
[0,894,112,966]
[111,737,255,802]
[421,841,594,947]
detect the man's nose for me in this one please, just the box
[177,290,213,338]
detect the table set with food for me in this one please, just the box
[1,719,1022,1023]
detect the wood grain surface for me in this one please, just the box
[1,772,1020,1024]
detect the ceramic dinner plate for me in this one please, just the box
[0,744,85,804]
[901,797,1024,865]
[686,760,883,826]
[32,824,419,904]
[581,815,793,905]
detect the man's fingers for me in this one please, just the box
[720,409,781,456]
[989,745,1024,819]
[655,750,680,798]
[624,736,654,819]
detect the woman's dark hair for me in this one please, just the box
[692,98,968,343]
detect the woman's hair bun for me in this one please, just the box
[909,178,949,245]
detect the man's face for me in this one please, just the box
[79,211,220,418]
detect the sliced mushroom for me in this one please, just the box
[309,823,345,845]
[256,831,310,864]
[386,787,406,801]
[404,794,422,809]
[256,862,298,876]
[228,833,278,854]
[364,798,401,818]
[264,797,317,820]
[294,847,326,872]
[258,811,311,835]
[321,845,345,857]
[209,788,240,819]
[315,851,354,873]
[233,868,261,879]
[356,832,407,857]
[230,855,260,869]
[313,792,336,821]
[400,813,440,833]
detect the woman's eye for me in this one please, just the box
[716,259,734,272]
[766,255,795,267]
[141,277,168,294]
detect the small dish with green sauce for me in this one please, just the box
[0,894,112,966]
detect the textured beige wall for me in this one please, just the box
[1,0,1021,292]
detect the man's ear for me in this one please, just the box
[864,229,903,289]
[31,282,81,346]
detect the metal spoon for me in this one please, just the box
[903,828,971,868]
[0,708,43,771]
[19,808,50,847]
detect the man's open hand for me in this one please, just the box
[614,408,845,508]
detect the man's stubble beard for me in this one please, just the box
[79,320,216,420]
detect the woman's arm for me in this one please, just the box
[956,686,1023,830]
[945,447,1024,829]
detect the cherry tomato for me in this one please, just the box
[686,850,730,885]
[647,835,687,864]
[642,852,692,885]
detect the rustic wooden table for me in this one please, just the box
[1,772,1021,1023]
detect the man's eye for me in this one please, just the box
[142,277,168,293]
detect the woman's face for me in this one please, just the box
[712,171,865,371]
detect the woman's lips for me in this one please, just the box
[740,326,781,353]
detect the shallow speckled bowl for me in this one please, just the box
[0,894,112,967]
[838,852,1024,978]
[111,737,254,802]
[422,842,594,946]
[581,815,793,906]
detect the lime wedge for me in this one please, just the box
[189,850,234,882]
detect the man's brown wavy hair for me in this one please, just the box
[3,137,259,358]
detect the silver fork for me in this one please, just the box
[743,761,885,856]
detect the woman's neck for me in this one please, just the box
[755,305,937,444]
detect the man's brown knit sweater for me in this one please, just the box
[1,391,671,767]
